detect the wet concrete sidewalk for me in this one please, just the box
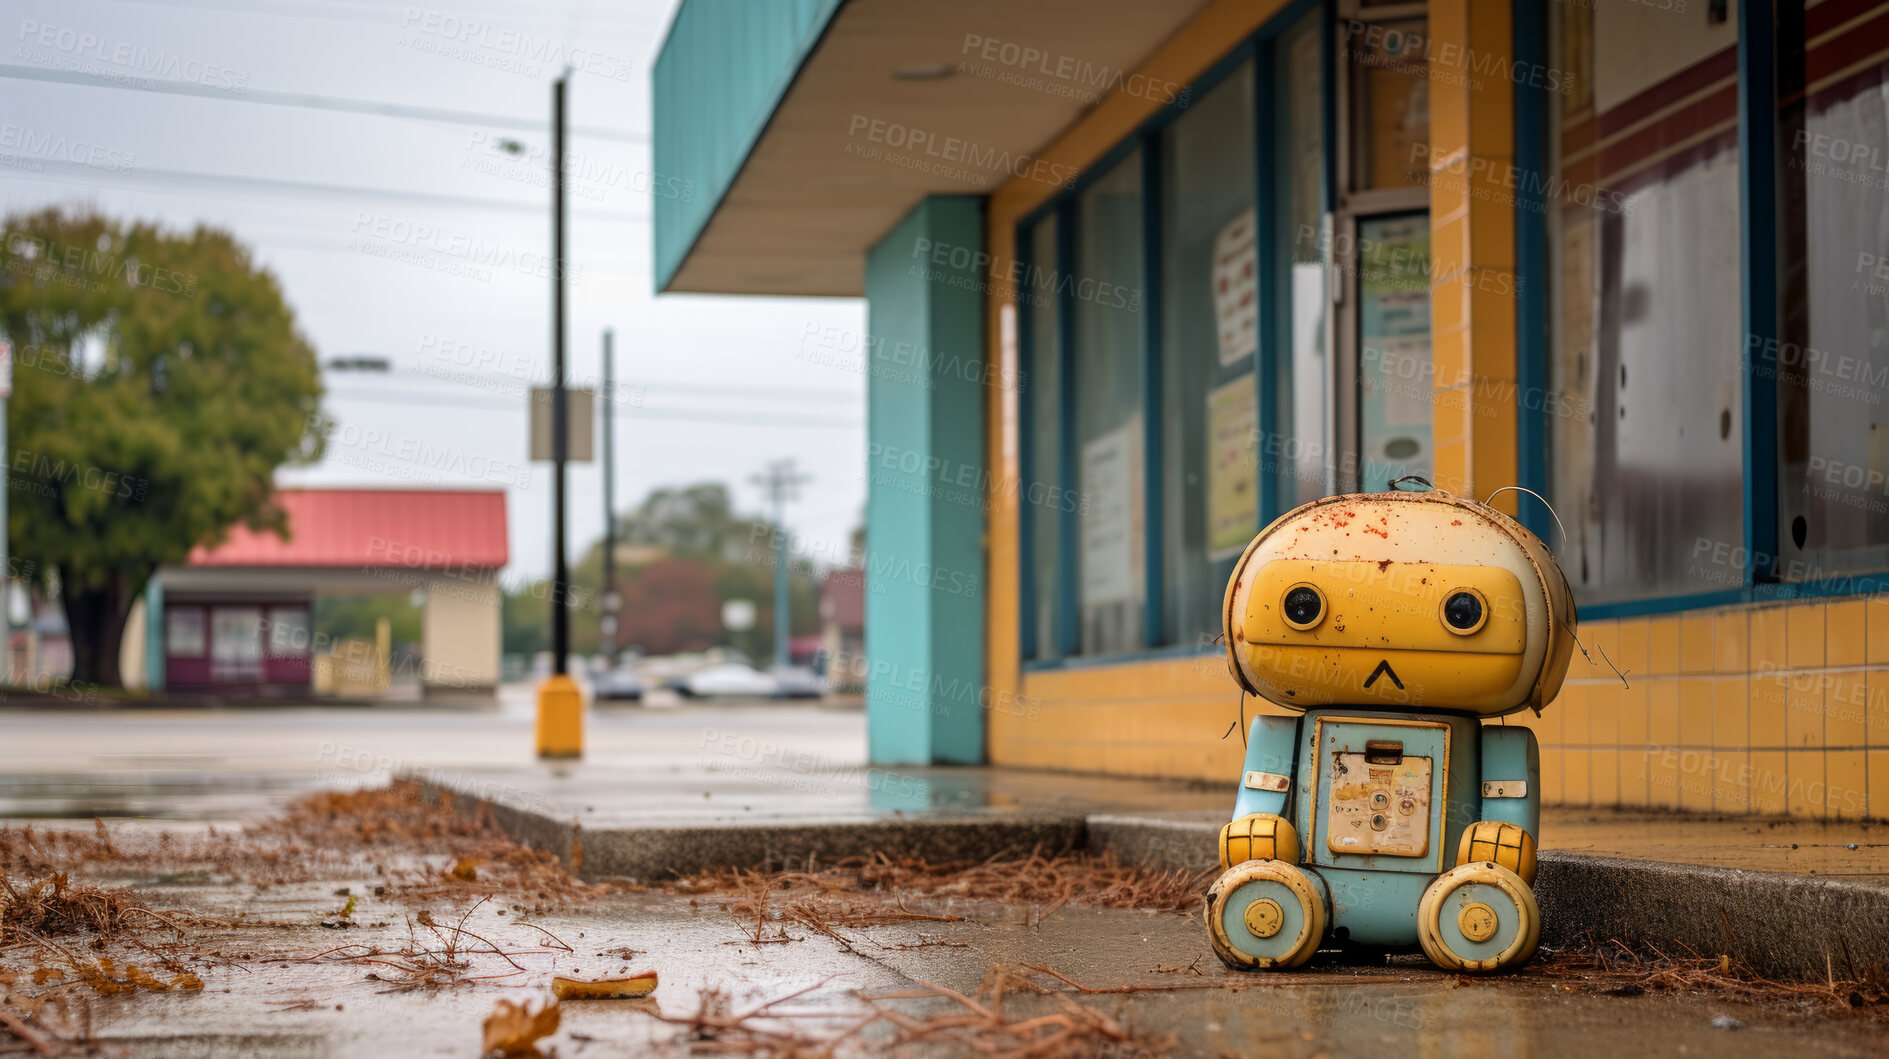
[4,698,1886,983]
[6,815,1884,1058]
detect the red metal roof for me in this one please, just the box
[189,489,508,569]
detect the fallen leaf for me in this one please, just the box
[452,858,480,882]
[552,971,658,1000]
[482,999,559,1057]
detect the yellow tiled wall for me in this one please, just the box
[1518,599,1889,819]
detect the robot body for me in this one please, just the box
[1206,488,1572,973]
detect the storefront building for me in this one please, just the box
[132,488,509,697]
[654,0,1889,817]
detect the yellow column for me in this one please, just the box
[1426,0,1520,510]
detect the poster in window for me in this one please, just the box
[1079,416,1143,607]
[1357,213,1433,491]
[1206,376,1259,559]
[1212,207,1258,366]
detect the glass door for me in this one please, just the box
[1334,0,1430,491]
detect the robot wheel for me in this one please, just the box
[1203,859,1328,970]
[1416,861,1541,973]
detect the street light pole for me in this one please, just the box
[535,70,581,759]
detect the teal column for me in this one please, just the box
[144,577,164,692]
[863,196,986,765]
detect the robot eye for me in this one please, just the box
[1442,590,1487,635]
[1281,584,1325,630]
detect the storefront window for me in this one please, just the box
[1276,10,1330,507]
[210,606,265,682]
[1017,10,1333,662]
[1160,62,1256,648]
[268,607,310,657]
[1775,0,1889,578]
[1073,152,1145,655]
[166,608,204,657]
[1547,2,1744,604]
[1025,217,1062,660]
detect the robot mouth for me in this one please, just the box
[1363,659,1405,691]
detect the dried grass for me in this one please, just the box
[0,782,602,909]
[637,964,1184,1056]
[671,846,1211,919]
[1538,935,1889,1019]
[0,874,168,942]
[286,896,575,993]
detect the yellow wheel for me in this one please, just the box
[1204,860,1327,970]
[1416,862,1540,973]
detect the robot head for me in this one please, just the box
[1221,488,1577,716]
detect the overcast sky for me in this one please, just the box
[3,0,868,583]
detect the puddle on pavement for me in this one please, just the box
[0,772,359,821]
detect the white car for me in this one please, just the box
[682,662,778,698]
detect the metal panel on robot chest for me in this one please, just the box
[1309,717,1451,873]
[1325,751,1432,856]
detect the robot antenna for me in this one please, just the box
[1481,485,1568,548]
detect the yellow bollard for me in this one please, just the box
[535,673,583,758]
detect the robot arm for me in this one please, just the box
[1455,725,1541,882]
[1219,715,1301,868]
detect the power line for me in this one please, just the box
[103,0,648,33]
[327,388,863,431]
[247,237,649,279]
[0,64,647,143]
[0,158,647,221]
[327,372,861,405]
[0,156,649,218]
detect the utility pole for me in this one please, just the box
[550,71,569,679]
[535,71,581,759]
[599,329,618,661]
[749,459,810,670]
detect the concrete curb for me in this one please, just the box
[1533,850,1889,981]
[435,783,1889,980]
[425,781,1084,879]
[578,818,1086,879]
[1086,815,1889,980]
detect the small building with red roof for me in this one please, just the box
[138,487,508,696]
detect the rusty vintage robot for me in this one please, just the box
[1205,483,1576,973]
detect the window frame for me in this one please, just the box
[1017,0,1331,668]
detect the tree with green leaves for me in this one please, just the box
[1,209,325,686]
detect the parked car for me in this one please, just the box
[592,664,644,702]
[682,662,777,698]
[769,666,823,700]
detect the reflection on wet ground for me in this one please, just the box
[0,771,350,820]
